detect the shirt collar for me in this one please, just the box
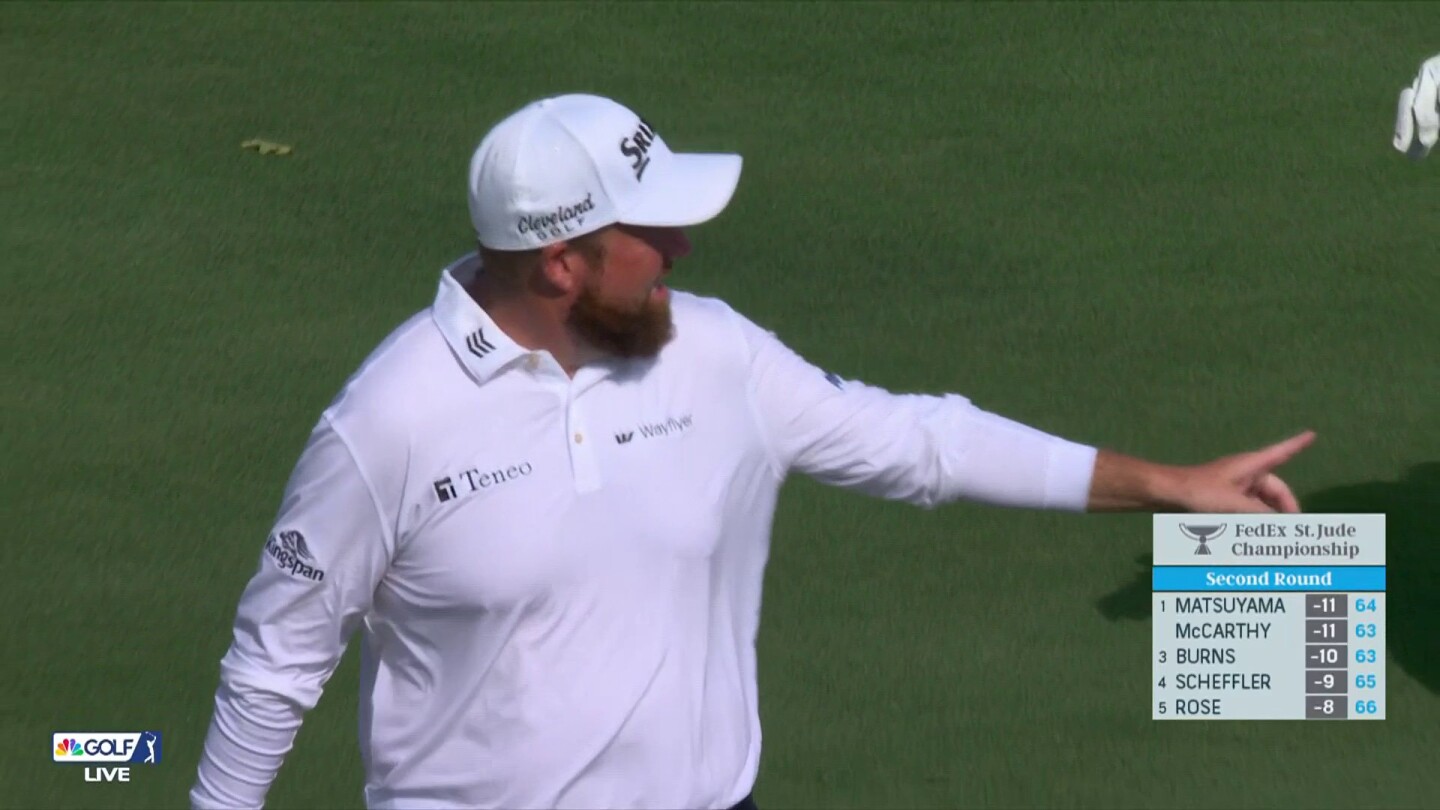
[431,253,529,385]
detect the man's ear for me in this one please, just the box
[539,242,581,295]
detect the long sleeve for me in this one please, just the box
[733,311,1098,511]
[191,415,396,809]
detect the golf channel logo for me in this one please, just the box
[54,732,160,782]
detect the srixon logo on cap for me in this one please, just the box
[619,118,657,181]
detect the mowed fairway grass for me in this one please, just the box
[4,2,1438,808]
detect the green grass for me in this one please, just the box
[3,2,1438,807]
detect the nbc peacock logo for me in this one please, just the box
[55,738,83,758]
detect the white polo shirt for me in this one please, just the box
[190,254,1098,810]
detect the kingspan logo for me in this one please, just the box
[265,530,325,581]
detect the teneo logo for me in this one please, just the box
[433,461,533,504]
[517,192,596,240]
[265,530,325,582]
[434,476,459,502]
[53,732,161,764]
[619,118,658,180]
[1180,523,1227,555]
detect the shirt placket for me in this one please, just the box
[566,376,604,494]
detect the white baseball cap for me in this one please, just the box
[467,94,743,251]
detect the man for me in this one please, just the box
[190,93,1313,810]
[1395,53,1440,159]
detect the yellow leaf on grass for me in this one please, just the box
[241,139,294,156]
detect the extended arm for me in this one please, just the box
[733,308,1312,515]
[1085,436,1311,513]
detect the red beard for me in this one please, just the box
[566,282,674,359]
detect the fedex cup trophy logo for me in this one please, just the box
[1180,523,1227,555]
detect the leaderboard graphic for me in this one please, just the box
[1152,515,1386,720]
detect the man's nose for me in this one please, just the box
[665,228,692,260]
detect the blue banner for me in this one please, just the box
[1152,566,1385,592]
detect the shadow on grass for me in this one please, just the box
[1096,462,1440,694]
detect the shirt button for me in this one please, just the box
[525,354,540,371]
[574,433,584,444]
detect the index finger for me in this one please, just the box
[1253,430,1317,470]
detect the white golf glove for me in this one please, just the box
[1394,54,1440,159]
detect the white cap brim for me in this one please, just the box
[616,153,743,229]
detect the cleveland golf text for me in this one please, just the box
[516,193,595,237]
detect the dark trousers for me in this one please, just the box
[729,793,758,810]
